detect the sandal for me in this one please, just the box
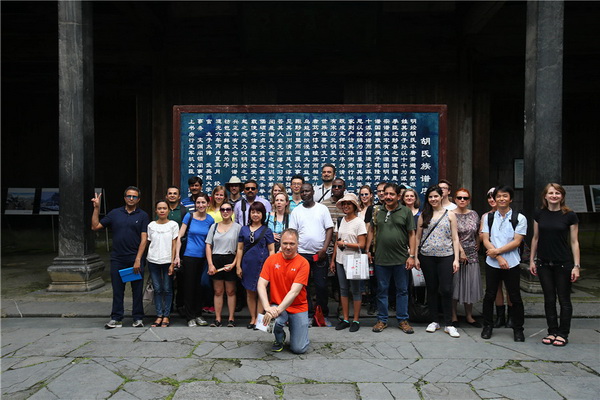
[151,318,163,327]
[161,318,170,327]
[227,320,236,327]
[542,335,556,345]
[552,336,568,347]
[210,320,222,327]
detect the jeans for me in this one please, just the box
[336,262,362,301]
[537,262,573,338]
[148,262,173,317]
[482,264,524,331]
[274,309,310,354]
[419,254,454,326]
[375,264,410,323]
[301,254,329,317]
[110,263,144,321]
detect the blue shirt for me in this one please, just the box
[181,196,196,213]
[289,195,303,212]
[482,209,527,269]
[100,207,149,265]
[182,213,214,258]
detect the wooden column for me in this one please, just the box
[47,0,105,291]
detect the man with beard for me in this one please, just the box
[225,176,244,206]
[290,184,334,326]
[313,163,336,203]
[366,183,417,334]
[233,179,272,226]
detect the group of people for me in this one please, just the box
[91,162,581,353]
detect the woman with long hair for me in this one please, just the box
[415,185,461,338]
[269,183,287,207]
[174,192,214,327]
[357,185,374,220]
[529,183,581,346]
[207,185,229,223]
[401,188,421,226]
[451,188,483,327]
[266,192,290,252]
[206,202,242,327]
[237,201,275,329]
[147,200,179,328]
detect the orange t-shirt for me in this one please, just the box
[260,252,309,314]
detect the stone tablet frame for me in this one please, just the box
[173,105,447,199]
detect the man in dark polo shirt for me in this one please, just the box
[92,186,149,329]
[164,185,187,227]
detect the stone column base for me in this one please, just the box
[519,262,543,294]
[47,253,105,292]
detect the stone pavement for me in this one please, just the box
[2,317,599,400]
[2,251,600,399]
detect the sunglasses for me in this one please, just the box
[245,187,257,191]
[220,207,232,212]
[359,193,370,197]
[455,196,470,200]
[332,185,344,189]
[125,195,139,199]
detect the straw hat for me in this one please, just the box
[336,193,361,211]
[225,176,243,189]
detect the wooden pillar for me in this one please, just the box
[47,0,105,291]
[524,0,564,217]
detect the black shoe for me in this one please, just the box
[335,320,350,330]
[481,326,493,339]
[513,330,525,342]
[493,305,506,328]
[467,319,482,328]
[505,306,514,328]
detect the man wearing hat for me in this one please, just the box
[225,176,244,206]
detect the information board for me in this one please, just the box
[173,105,447,198]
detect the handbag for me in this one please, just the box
[142,278,154,303]
[344,250,370,280]
[313,305,326,327]
[411,268,426,287]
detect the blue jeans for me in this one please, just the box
[274,309,310,354]
[375,264,409,323]
[148,262,174,317]
[110,262,144,321]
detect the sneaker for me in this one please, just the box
[349,321,360,332]
[444,326,460,338]
[188,319,197,327]
[203,306,215,314]
[210,320,222,327]
[105,320,122,329]
[271,331,286,352]
[426,322,440,333]
[399,320,414,334]
[195,317,208,326]
[335,320,350,330]
[372,321,388,333]
[132,320,144,328]
[227,320,236,327]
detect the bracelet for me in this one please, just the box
[573,264,581,269]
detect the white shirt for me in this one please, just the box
[313,183,332,203]
[289,203,334,254]
[146,220,179,264]
[335,216,368,264]
[482,209,527,269]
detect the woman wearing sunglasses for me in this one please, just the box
[451,188,483,327]
[206,203,242,327]
[237,201,275,329]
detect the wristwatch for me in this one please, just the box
[409,255,415,259]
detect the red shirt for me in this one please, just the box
[260,252,309,314]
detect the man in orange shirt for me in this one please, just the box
[258,229,310,354]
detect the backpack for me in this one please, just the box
[487,210,527,260]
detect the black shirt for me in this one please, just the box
[534,208,578,263]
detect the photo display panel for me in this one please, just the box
[174,105,446,200]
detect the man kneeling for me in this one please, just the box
[258,229,310,354]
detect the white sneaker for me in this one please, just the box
[105,320,122,329]
[444,326,460,338]
[132,320,144,328]
[426,322,440,333]
[195,317,208,326]
[188,319,197,327]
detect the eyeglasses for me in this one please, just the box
[220,207,232,212]
[249,230,255,243]
[455,196,470,200]
[125,195,139,200]
[439,186,449,191]
[332,185,344,189]
[384,210,392,223]
[245,187,257,191]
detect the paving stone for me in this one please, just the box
[472,369,563,400]
[283,383,359,399]
[27,387,60,400]
[405,358,505,383]
[1,357,73,397]
[200,341,267,359]
[39,360,124,399]
[521,361,598,376]
[357,382,421,400]
[383,383,422,399]
[419,382,480,399]
[69,340,194,358]
[538,375,600,400]
[173,381,277,400]
[111,380,175,400]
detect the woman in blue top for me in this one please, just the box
[236,201,275,329]
[175,192,214,327]
[265,192,290,252]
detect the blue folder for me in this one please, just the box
[119,267,142,283]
